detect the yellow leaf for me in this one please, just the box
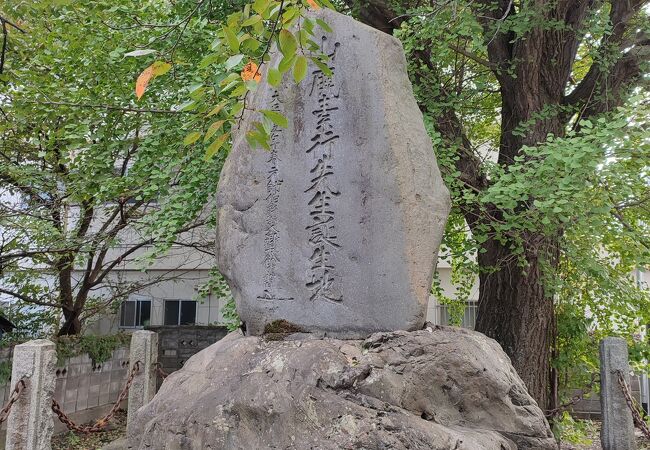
[204,120,226,142]
[183,131,202,146]
[207,102,227,117]
[151,61,172,76]
[206,132,231,159]
[307,0,321,9]
[135,66,154,100]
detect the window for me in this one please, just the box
[432,300,478,329]
[164,300,196,326]
[119,299,151,328]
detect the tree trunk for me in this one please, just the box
[475,234,558,409]
[58,308,82,336]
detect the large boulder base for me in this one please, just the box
[127,326,556,449]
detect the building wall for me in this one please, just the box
[84,269,230,335]
[85,264,466,334]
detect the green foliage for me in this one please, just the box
[196,268,240,331]
[54,333,131,365]
[221,297,242,332]
[0,0,226,333]
[0,361,12,385]
[552,412,597,445]
[395,0,649,401]
[157,0,333,158]
[432,213,478,326]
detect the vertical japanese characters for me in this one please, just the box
[305,40,342,303]
[259,90,292,301]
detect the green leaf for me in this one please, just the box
[278,54,296,73]
[241,15,262,26]
[242,38,262,52]
[199,53,220,69]
[260,110,288,128]
[315,19,332,33]
[310,57,332,76]
[293,56,308,83]
[230,101,244,116]
[220,73,240,86]
[268,68,282,87]
[252,0,271,15]
[223,27,240,52]
[230,83,247,97]
[282,7,299,24]
[183,131,202,146]
[225,54,245,71]
[278,30,297,56]
[206,132,231,159]
[178,100,198,112]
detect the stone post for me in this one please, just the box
[5,339,56,450]
[600,337,636,450]
[127,330,158,428]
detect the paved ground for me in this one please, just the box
[50,412,650,450]
[560,425,649,450]
[51,409,126,450]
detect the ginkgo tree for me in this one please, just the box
[133,0,334,160]
[141,0,649,411]
[2,0,648,416]
[0,0,231,335]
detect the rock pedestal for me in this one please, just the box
[216,8,451,337]
[126,326,556,449]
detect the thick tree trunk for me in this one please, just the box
[58,309,82,336]
[475,234,558,409]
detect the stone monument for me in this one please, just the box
[216,8,451,337]
[124,10,555,450]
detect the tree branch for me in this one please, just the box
[23,100,190,115]
[0,287,58,307]
[448,44,495,70]
[563,0,649,114]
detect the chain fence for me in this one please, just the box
[51,360,141,434]
[0,378,26,424]
[545,373,600,419]
[616,369,650,440]
[154,362,168,380]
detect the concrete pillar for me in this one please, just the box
[127,330,158,429]
[600,337,636,450]
[5,339,56,450]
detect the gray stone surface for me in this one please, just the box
[600,337,636,450]
[100,437,128,450]
[5,339,56,450]
[216,8,451,337]
[127,326,555,449]
[127,331,158,430]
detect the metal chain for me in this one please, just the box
[0,378,26,424]
[616,370,650,440]
[545,373,600,418]
[154,362,168,380]
[51,361,141,434]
